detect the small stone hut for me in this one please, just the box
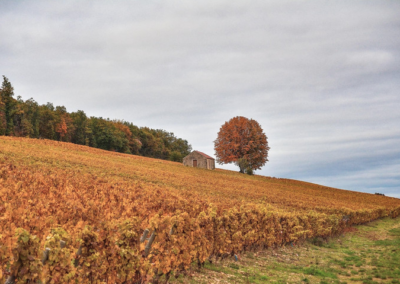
[183,150,215,170]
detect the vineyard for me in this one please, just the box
[1,137,400,283]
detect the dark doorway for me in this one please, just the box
[193,160,197,167]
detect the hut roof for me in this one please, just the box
[194,150,215,160]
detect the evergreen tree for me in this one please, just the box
[0,76,17,135]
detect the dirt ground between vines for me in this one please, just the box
[167,217,400,284]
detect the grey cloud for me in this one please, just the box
[1,0,399,197]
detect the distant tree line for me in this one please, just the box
[0,76,192,162]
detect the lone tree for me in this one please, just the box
[214,116,270,174]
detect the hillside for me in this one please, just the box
[1,137,399,283]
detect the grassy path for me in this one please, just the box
[170,217,400,284]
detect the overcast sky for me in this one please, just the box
[1,0,399,197]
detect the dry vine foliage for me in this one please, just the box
[0,137,399,283]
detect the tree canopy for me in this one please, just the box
[0,76,192,162]
[214,116,269,173]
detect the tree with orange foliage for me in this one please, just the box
[56,117,67,141]
[214,116,270,173]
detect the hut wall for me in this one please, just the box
[183,151,215,169]
[206,159,215,170]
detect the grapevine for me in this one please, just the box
[1,137,399,283]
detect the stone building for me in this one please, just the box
[183,150,215,170]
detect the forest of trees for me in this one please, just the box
[0,76,192,162]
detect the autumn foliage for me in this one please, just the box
[55,117,68,141]
[0,76,191,162]
[0,137,399,283]
[214,116,270,173]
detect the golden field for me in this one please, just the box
[1,137,399,283]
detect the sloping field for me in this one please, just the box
[1,137,399,283]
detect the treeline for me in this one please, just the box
[0,76,192,161]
